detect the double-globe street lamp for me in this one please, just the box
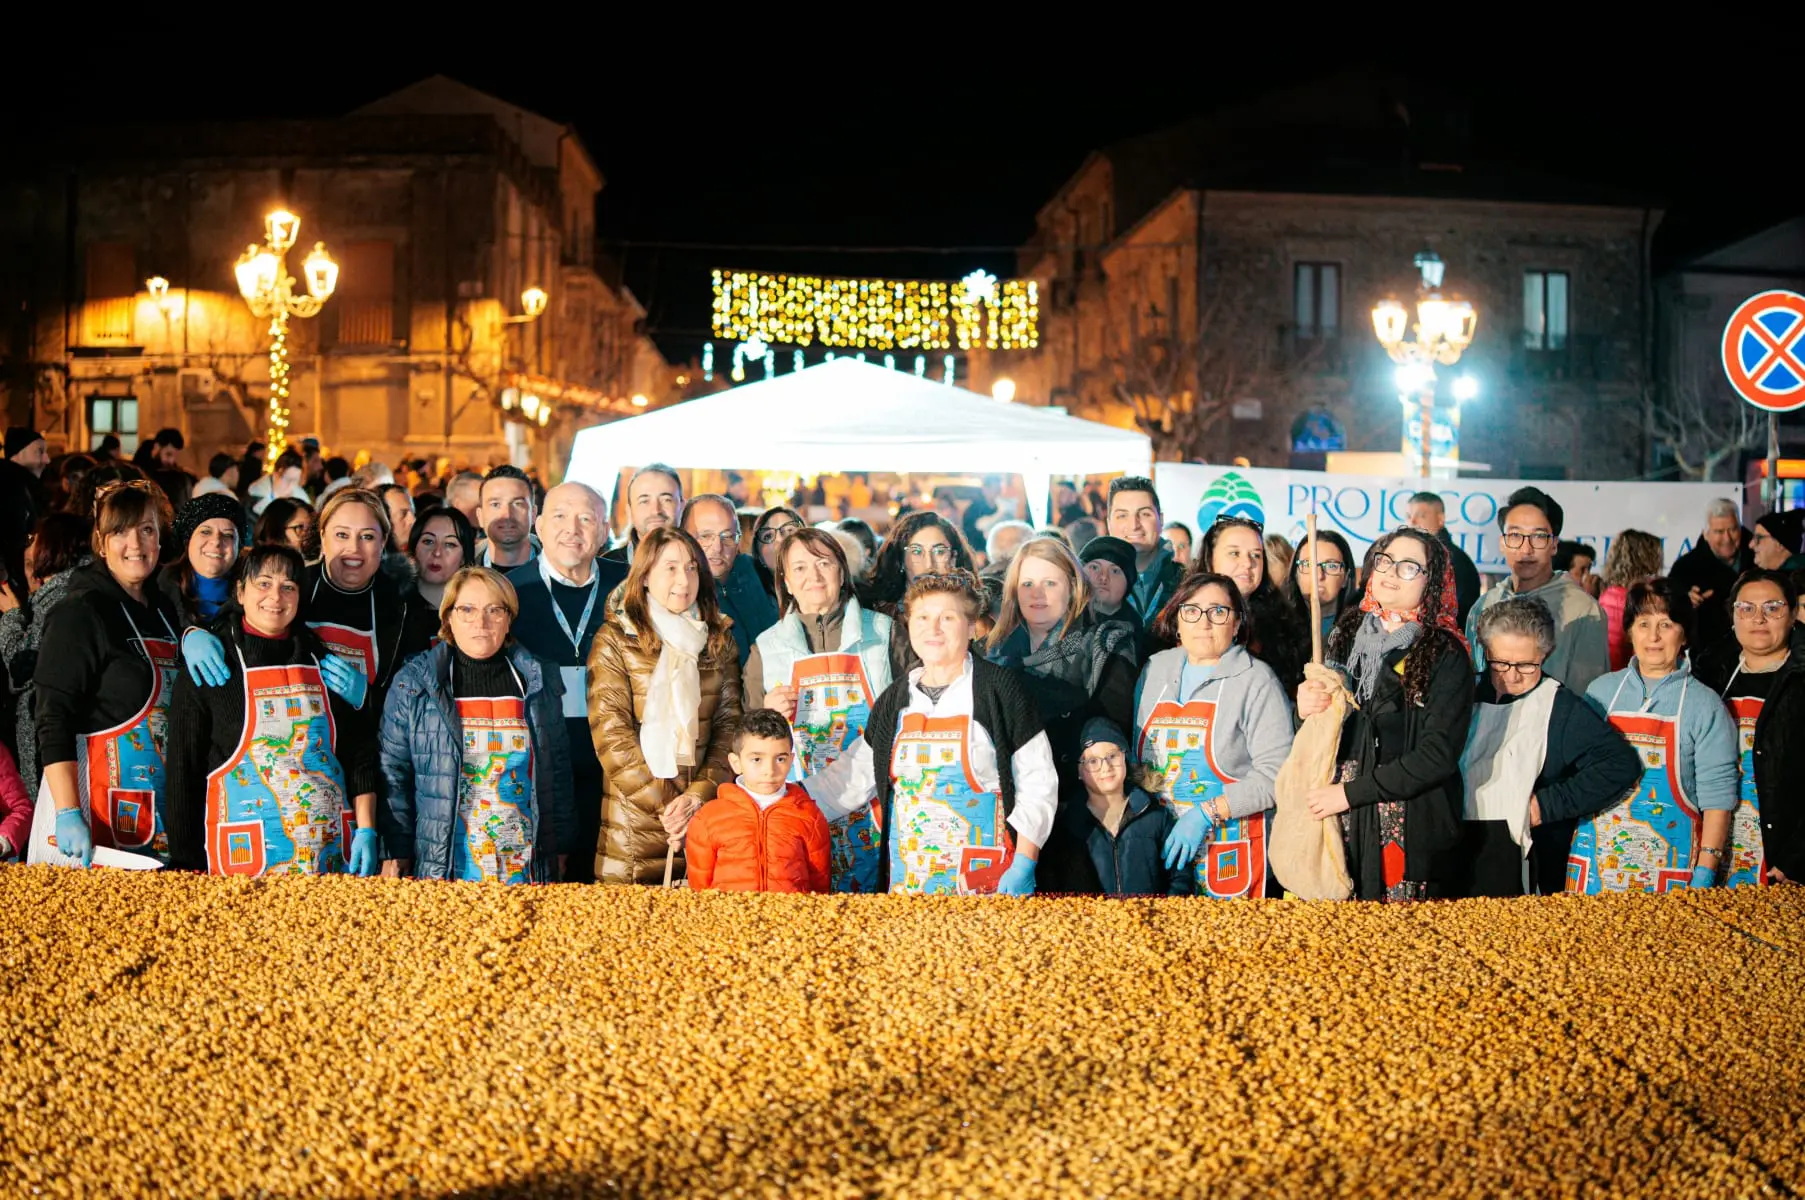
[235,210,339,458]
[1372,251,1477,478]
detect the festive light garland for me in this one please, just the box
[266,314,292,458]
[711,269,1039,351]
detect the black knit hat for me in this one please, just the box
[1079,534,1138,583]
[1079,716,1130,754]
[1756,508,1805,555]
[4,427,44,459]
[1498,486,1564,537]
[173,493,250,554]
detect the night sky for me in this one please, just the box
[9,41,1785,366]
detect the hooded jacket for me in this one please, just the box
[585,588,742,884]
[1132,644,1294,819]
[378,640,575,882]
[1583,658,1739,814]
[1466,572,1609,695]
[684,781,831,892]
[33,561,182,771]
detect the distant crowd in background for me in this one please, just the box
[0,425,1799,904]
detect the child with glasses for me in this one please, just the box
[1036,717,1191,896]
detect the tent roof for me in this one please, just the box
[564,358,1152,488]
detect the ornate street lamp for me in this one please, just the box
[1372,251,1477,478]
[235,209,338,457]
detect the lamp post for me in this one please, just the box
[234,209,339,458]
[1372,251,1477,478]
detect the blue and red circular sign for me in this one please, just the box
[1722,290,1805,412]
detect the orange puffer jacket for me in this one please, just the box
[685,783,832,893]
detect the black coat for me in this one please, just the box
[0,458,43,595]
[1694,631,1805,881]
[985,610,1138,803]
[1668,537,1752,652]
[1040,787,1192,896]
[1339,645,1472,897]
[1437,529,1482,628]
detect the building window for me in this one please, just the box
[88,394,139,456]
[1293,263,1340,337]
[84,243,137,343]
[1523,270,1570,350]
[335,240,396,346]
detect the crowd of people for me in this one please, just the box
[0,424,1797,900]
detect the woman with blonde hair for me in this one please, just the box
[587,526,742,884]
[1600,530,1664,672]
[985,536,1138,807]
[379,565,574,882]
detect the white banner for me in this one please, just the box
[1153,464,1735,574]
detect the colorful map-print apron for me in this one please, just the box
[1568,681,1699,894]
[790,651,880,893]
[886,712,1011,895]
[1722,688,1767,889]
[453,694,535,883]
[204,652,348,876]
[65,608,180,862]
[1140,700,1266,898]
[308,582,378,685]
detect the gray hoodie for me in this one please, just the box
[1465,571,1609,695]
[1131,644,1294,819]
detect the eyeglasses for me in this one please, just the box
[1501,531,1555,550]
[755,521,803,545]
[690,529,738,547]
[1488,660,1543,678]
[1079,750,1124,770]
[1177,603,1234,626]
[1733,599,1790,620]
[1295,558,1347,577]
[906,543,955,561]
[452,604,511,624]
[1370,552,1427,581]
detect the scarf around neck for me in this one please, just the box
[1341,611,1421,704]
[639,601,709,779]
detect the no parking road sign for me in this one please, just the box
[1723,290,1805,412]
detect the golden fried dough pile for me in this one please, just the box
[2,869,1799,1197]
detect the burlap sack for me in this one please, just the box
[1270,661,1355,900]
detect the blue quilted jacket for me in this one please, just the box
[378,641,576,882]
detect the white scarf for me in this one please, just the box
[639,601,709,779]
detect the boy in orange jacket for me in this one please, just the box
[686,708,832,893]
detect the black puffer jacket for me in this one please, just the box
[1694,629,1805,881]
[985,609,1138,802]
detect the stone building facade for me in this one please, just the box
[997,72,1662,481]
[0,76,674,480]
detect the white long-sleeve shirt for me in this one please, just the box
[803,656,1059,850]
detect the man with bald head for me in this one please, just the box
[507,481,627,883]
[682,492,776,667]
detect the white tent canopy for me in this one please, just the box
[564,357,1153,527]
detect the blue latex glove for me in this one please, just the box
[1163,807,1209,871]
[1690,863,1717,889]
[347,828,380,877]
[53,807,93,868]
[995,855,1037,897]
[182,628,230,688]
[320,655,368,710]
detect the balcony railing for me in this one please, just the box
[335,298,395,347]
[1508,333,1629,383]
[1276,324,1350,373]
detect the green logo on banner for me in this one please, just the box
[1195,472,1265,529]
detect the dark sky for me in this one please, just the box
[12,39,1786,364]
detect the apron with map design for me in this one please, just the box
[204,649,348,876]
[790,651,881,892]
[1568,674,1699,895]
[885,712,1012,895]
[1139,698,1266,898]
[453,693,535,883]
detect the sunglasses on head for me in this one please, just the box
[1210,515,1264,535]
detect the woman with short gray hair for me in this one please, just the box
[1452,596,1641,896]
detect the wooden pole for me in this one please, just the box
[1308,510,1324,666]
[663,840,676,889]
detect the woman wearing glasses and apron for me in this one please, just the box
[1297,529,1473,901]
[28,480,183,866]
[1572,579,1739,893]
[863,512,979,682]
[1131,571,1293,898]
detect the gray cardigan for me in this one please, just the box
[1132,644,1295,819]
